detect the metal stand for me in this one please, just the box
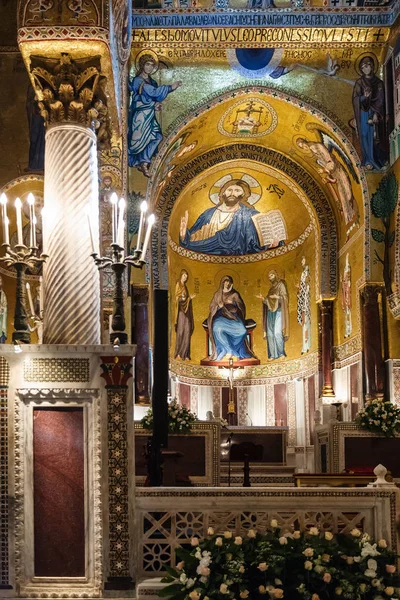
[0,243,47,344]
[227,432,233,487]
[92,245,145,344]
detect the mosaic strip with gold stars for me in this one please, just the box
[0,387,9,588]
[107,387,130,577]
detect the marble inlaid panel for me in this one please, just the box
[33,408,85,577]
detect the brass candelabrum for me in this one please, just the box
[89,193,154,345]
[91,244,148,345]
[0,243,47,343]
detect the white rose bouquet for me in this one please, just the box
[356,399,400,437]
[141,398,197,434]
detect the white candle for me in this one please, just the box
[0,193,7,224]
[39,276,43,316]
[4,217,9,246]
[15,197,23,246]
[87,212,96,254]
[109,314,113,333]
[135,200,148,252]
[0,194,8,245]
[117,198,125,248]
[141,213,155,259]
[110,192,118,244]
[118,219,125,250]
[27,193,36,247]
[26,282,35,316]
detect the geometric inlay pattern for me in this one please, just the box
[137,507,369,577]
[108,387,130,576]
[23,358,90,382]
[0,357,10,387]
[0,387,9,587]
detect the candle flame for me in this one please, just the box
[110,192,118,205]
[15,197,22,208]
[0,193,7,205]
[27,193,35,205]
[118,197,126,210]
[140,200,148,213]
[148,214,155,226]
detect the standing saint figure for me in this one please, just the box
[341,253,352,339]
[296,257,311,354]
[207,275,254,362]
[174,269,195,361]
[0,276,8,344]
[352,55,388,170]
[128,53,182,177]
[258,270,289,360]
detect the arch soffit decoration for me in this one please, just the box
[152,143,337,297]
[148,84,369,286]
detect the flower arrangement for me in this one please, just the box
[160,523,400,600]
[140,399,197,434]
[356,399,400,437]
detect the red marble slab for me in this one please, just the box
[33,408,85,577]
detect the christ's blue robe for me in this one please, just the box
[181,204,280,256]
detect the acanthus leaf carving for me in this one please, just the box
[30,53,110,149]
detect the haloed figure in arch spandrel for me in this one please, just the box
[174,269,195,361]
[128,51,182,178]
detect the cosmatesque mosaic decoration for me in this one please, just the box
[0,378,9,588]
[23,358,90,382]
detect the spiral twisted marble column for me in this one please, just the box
[43,123,100,345]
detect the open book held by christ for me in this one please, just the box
[251,209,287,247]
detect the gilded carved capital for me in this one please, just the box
[30,53,111,148]
[319,299,334,317]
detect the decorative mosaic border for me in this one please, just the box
[333,334,362,366]
[107,387,130,577]
[169,223,313,261]
[14,388,103,598]
[170,351,319,384]
[23,358,90,383]
[131,6,397,29]
[18,26,110,44]
[0,386,9,588]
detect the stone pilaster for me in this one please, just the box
[100,356,133,588]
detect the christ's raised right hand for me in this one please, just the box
[180,210,189,239]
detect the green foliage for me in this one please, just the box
[160,525,400,600]
[371,172,398,220]
[140,398,197,434]
[371,229,385,243]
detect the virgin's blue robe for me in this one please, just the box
[181,204,280,256]
[352,73,388,170]
[128,76,172,167]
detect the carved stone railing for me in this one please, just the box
[134,486,400,579]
